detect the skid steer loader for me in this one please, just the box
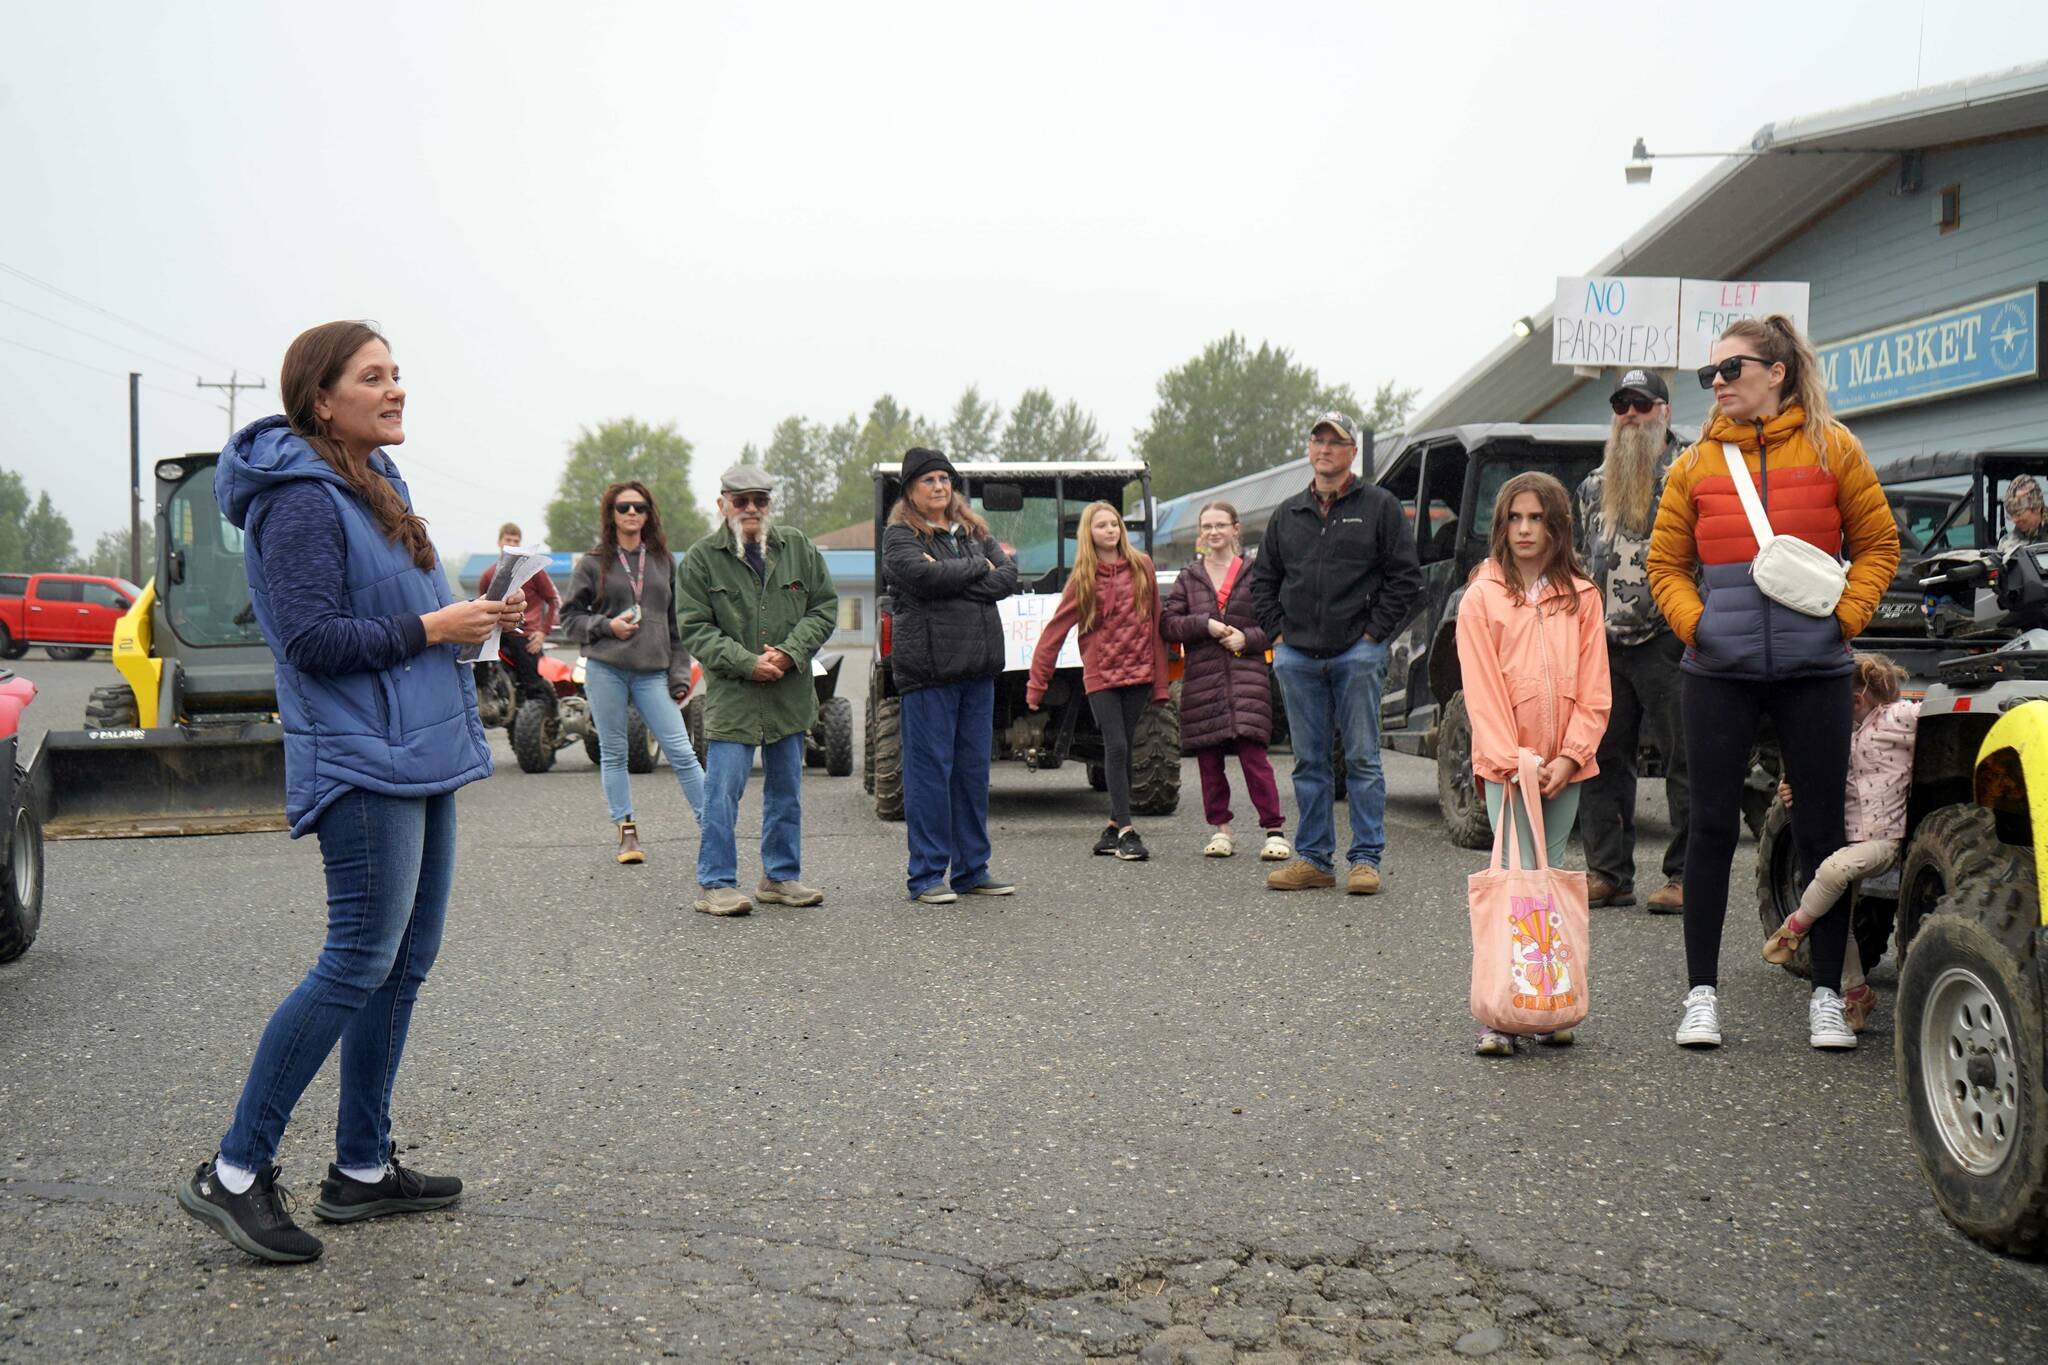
[27,453,288,838]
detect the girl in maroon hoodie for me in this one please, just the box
[1028,502,1169,861]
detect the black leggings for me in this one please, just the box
[1681,671,1853,992]
[1088,683,1151,827]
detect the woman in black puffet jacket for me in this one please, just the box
[883,448,1020,905]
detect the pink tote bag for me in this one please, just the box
[1468,749,1591,1034]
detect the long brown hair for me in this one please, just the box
[1483,472,1587,613]
[592,480,669,593]
[280,321,435,571]
[889,485,990,539]
[1718,312,1840,467]
[1067,500,1153,632]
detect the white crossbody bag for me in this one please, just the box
[1720,441,1848,618]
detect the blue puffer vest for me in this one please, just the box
[218,417,491,836]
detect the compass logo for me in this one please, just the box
[1987,301,2032,373]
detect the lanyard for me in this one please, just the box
[616,547,647,604]
[1214,555,1244,610]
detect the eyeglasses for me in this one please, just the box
[1696,355,1772,389]
[612,501,650,515]
[1309,436,1356,450]
[1609,396,1660,416]
[729,492,771,510]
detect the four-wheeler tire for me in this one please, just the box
[84,682,141,729]
[581,704,658,771]
[511,698,560,773]
[0,772,44,964]
[1898,804,2001,959]
[871,696,904,820]
[1896,846,2048,1255]
[1436,691,1492,850]
[1754,798,1894,980]
[819,695,854,777]
[45,646,93,662]
[862,692,876,794]
[1129,697,1180,816]
[1087,763,1107,791]
[683,694,707,770]
[476,664,517,731]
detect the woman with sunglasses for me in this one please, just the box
[1647,315,1898,1052]
[883,448,1020,904]
[561,481,707,864]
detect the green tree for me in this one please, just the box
[943,385,1003,462]
[20,492,75,570]
[0,470,30,569]
[544,418,711,555]
[998,389,1108,463]
[761,417,837,534]
[82,524,155,581]
[1133,333,1361,499]
[1363,380,1420,438]
[817,396,935,531]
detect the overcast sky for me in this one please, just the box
[4,1,2045,562]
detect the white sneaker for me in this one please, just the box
[1676,985,1722,1048]
[1260,834,1291,861]
[1809,988,1857,1050]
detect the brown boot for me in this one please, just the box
[1587,875,1634,908]
[1347,863,1381,896]
[616,821,645,865]
[1266,859,1336,891]
[1646,880,1685,915]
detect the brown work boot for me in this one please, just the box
[1347,863,1381,896]
[693,886,752,917]
[1646,879,1685,915]
[615,821,645,865]
[1266,859,1337,891]
[1587,875,1633,908]
[756,878,824,907]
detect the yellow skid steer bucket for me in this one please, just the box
[28,722,288,839]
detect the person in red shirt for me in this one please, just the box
[1028,501,1169,862]
[478,522,558,699]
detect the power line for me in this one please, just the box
[0,296,211,380]
[0,333,230,412]
[0,259,245,370]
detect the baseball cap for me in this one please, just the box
[720,464,777,495]
[1611,369,1670,404]
[1310,411,1360,444]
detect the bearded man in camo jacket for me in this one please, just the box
[1575,369,1689,914]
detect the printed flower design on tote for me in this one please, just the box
[1508,894,1577,1007]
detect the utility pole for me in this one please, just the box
[196,369,267,437]
[129,373,142,584]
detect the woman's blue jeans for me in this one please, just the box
[219,789,455,1172]
[900,677,995,898]
[584,658,707,825]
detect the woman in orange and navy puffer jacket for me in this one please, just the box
[1647,314,1899,1055]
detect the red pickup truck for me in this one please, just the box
[0,572,141,661]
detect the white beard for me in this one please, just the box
[1598,418,1669,540]
[726,510,774,552]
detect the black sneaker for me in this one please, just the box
[1092,824,1121,856]
[313,1153,463,1223]
[1116,828,1150,862]
[177,1159,324,1264]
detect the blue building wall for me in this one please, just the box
[1544,131,2048,462]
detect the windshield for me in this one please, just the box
[1883,475,1975,553]
[164,465,266,648]
[972,492,1061,580]
[1471,455,1601,541]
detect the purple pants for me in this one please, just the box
[1196,742,1284,830]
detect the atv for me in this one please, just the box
[863,462,1179,820]
[0,667,42,963]
[508,652,693,776]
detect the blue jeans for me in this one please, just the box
[584,658,707,825]
[900,677,996,898]
[697,732,804,888]
[1272,637,1389,872]
[219,789,454,1171]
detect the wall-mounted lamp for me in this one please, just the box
[1625,135,1917,188]
[1511,317,1535,338]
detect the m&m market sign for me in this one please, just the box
[1819,284,2042,417]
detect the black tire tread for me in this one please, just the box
[1130,694,1181,816]
[871,697,904,820]
[84,682,141,730]
[511,699,558,774]
[1898,803,2002,959]
[820,696,854,777]
[624,705,657,774]
[0,770,43,964]
[1754,798,1896,980]
[1437,691,1492,850]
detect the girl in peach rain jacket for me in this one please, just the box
[1455,471,1612,1056]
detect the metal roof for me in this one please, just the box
[868,462,1151,479]
[1881,449,2048,482]
[1408,60,2048,432]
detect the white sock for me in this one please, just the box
[213,1156,256,1195]
[339,1162,389,1185]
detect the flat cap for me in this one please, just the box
[719,463,777,495]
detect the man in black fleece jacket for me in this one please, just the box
[1250,411,1422,896]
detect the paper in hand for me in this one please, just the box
[459,547,553,664]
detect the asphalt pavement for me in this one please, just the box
[2,652,2043,1363]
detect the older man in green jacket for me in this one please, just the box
[677,464,839,916]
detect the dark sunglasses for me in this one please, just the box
[729,492,771,510]
[1696,354,1772,389]
[612,500,650,515]
[1609,395,1659,416]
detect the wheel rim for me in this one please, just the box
[1920,965,2021,1177]
[11,806,38,909]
